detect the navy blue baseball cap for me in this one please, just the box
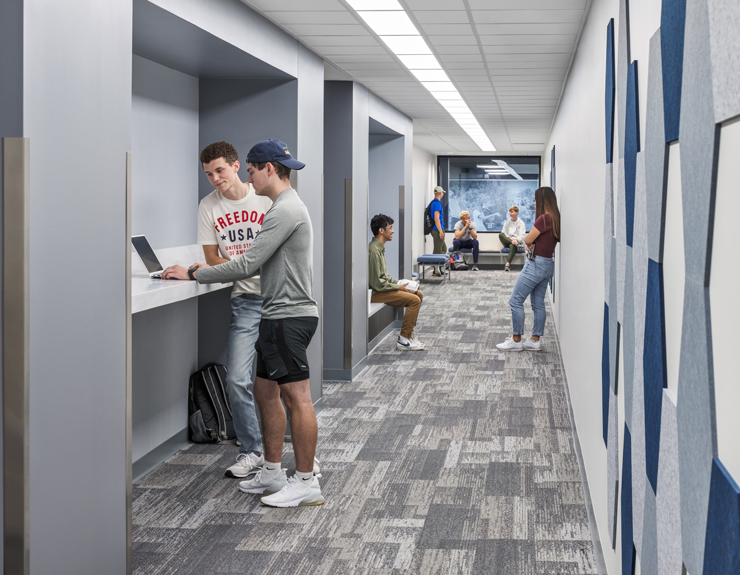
[246,139,305,170]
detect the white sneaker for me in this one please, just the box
[225,452,265,478]
[496,337,524,352]
[397,335,424,351]
[523,337,543,351]
[238,467,287,495]
[260,475,325,507]
[313,457,322,476]
[409,333,426,349]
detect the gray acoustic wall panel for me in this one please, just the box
[641,483,659,575]
[707,0,740,123]
[609,238,619,395]
[607,388,620,549]
[616,159,627,324]
[677,1,720,573]
[657,391,683,575]
[618,0,631,159]
[622,248,634,430]
[645,30,668,264]
[604,163,614,292]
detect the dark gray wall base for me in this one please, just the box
[369,319,403,353]
[323,354,372,382]
[132,428,189,482]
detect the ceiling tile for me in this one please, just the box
[280,24,368,36]
[427,35,479,46]
[421,23,475,36]
[483,44,574,54]
[485,53,572,63]
[405,0,467,9]
[435,45,483,55]
[262,11,357,24]
[338,62,405,70]
[414,11,470,24]
[466,0,587,8]
[315,46,389,55]
[478,34,576,45]
[475,23,581,35]
[243,0,345,11]
[439,54,483,63]
[300,35,378,46]
[328,54,396,62]
[471,10,585,24]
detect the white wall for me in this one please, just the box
[132,55,199,248]
[412,145,436,266]
[545,0,740,574]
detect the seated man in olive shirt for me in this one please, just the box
[368,214,425,351]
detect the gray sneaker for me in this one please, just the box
[472,265,479,271]
[225,452,265,478]
[260,475,325,508]
[239,467,288,495]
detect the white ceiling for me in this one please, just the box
[241,0,592,156]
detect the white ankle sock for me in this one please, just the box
[295,470,313,484]
[399,335,410,344]
[263,461,281,477]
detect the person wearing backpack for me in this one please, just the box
[429,186,446,276]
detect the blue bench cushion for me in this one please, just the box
[417,255,448,264]
[500,247,525,253]
[448,247,473,253]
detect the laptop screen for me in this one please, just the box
[131,236,163,273]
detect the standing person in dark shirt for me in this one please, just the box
[496,187,560,352]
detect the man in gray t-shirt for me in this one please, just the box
[163,140,324,508]
[452,210,480,270]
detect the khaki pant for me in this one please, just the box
[371,289,424,338]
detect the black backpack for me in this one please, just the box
[188,363,237,443]
[423,201,435,235]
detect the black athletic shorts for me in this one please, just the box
[254,316,318,385]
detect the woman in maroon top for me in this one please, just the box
[497,187,561,352]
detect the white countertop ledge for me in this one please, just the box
[132,244,233,314]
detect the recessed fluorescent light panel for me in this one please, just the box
[348,1,495,151]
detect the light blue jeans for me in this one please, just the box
[226,293,264,455]
[509,255,554,337]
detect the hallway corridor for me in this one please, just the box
[133,271,598,574]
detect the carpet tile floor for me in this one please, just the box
[133,270,597,574]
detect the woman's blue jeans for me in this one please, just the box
[509,255,554,337]
[226,293,264,455]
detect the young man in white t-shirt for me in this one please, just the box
[197,141,272,478]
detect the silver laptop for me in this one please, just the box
[131,235,165,278]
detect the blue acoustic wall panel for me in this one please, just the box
[606,19,616,164]
[661,0,687,142]
[707,0,740,123]
[657,391,682,575]
[622,425,636,575]
[677,0,720,572]
[605,163,615,281]
[618,0,631,159]
[644,259,667,494]
[625,61,640,248]
[602,303,610,445]
[645,29,668,264]
[703,458,740,575]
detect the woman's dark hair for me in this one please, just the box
[371,214,394,237]
[534,187,560,240]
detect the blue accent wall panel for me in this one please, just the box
[703,459,740,575]
[644,259,667,494]
[602,302,610,446]
[622,425,635,575]
[625,61,640,248]
[606,19,616,164]
[661,0,687,143]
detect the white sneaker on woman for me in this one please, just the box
[496,337,523,352]
[523,338,543,351]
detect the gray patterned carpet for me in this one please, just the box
[133,270,597,574]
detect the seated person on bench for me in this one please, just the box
[499,206,526,272]
[452,210,479,271]
[368,214,425,351]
